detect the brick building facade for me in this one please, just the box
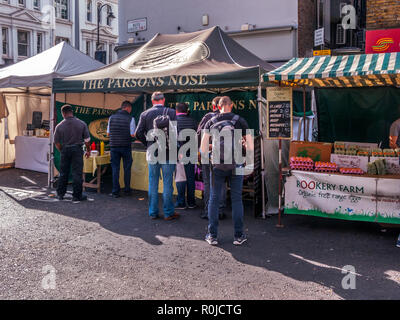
[367,0,400,30]
[298,0,316,57]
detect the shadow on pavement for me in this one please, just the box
[0,168,399,299]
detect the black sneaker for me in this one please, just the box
[396,234,400,248]
[233,235,248,246]
[57,195,64,201]
[205,234,218,246]
[187,204,197,209]
[124,189,132,196]
[109,193,120,199]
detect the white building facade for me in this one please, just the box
[116,0,310,64]
[0,0,118,68]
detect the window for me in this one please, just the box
[2,28,9,56]
[108,44,113,63]
[87,0,92,21]
[106,5,112,26]
[336,24,346,45]
[18,0,25,7]
[17,30,30,57]
[55,0,69,20]
[97,3,102,24]
[86,40,91,56]
[33,0,40,10]
[37,33,43,54]
[55,37,69,44]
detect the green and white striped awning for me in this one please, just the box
[264,52,400,87]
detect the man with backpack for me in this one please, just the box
[200,96,254,246]
[197,96,227,219]
[135,92,179,221]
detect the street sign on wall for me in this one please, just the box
[313,49,331,56]
[314,28,325,47]
[365,28,400,54]
[128,18,147,33]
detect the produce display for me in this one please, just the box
[314,162,338,173]
[290,157,314,171]
[367,159,387,175]
[290,142,400,176]
[371,148,384,157]
[334,142,370,156]
[339,167,365,175]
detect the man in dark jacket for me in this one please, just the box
[54,104,91,203]
[197,96,227,219]
[175,103,198,210]
[135,92,179,221]
[107,101,135,198]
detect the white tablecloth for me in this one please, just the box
[15,136,49,173]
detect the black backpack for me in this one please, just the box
[209,115,240,171]
[152,108,176,150]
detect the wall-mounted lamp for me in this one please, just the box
[202,14,209,26]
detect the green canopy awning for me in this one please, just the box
[53,27,274,93]
[264,52,400,88]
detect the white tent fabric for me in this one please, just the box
[0,41,104,88]
[0,42,103,170]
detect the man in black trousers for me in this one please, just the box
[107,101,136,198]
[54,104,91,203]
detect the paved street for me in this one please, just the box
[0,168,399,300]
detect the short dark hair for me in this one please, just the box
[219,96,232,107]
[61,104,73,115]
[152,91,164,101]
[121,100,132,109]
[176,102,189,113]
[212,96,222,106]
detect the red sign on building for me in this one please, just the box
[365,28,400,54]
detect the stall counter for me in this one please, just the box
[284,169,400,225]
[15,136,49,173]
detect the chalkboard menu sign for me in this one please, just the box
[266,87,293,140]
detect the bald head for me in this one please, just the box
[218,96,233,113]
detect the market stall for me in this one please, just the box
[0,42,103,174]
[52,26,275,217]
[264,52,400,224]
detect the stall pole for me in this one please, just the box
[257,85,266,219]
[303,86,307,141]
[48,92,55,188]
[277,139,283,227]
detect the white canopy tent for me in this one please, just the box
[0,42,104,175]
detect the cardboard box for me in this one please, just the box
[289,141,332,162]
[330,154,369,172]
[370,157,400,175]
[335,141,378,149]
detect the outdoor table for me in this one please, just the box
[82,153,111,193]
[119,150,202,198]
[15,136,49,173]
[282,168,400,225]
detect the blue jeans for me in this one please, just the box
[148,163,176,217]
[202,164,227,215]
[208,169,244,238]
[110,147,132,195]
[176,163,196,207]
